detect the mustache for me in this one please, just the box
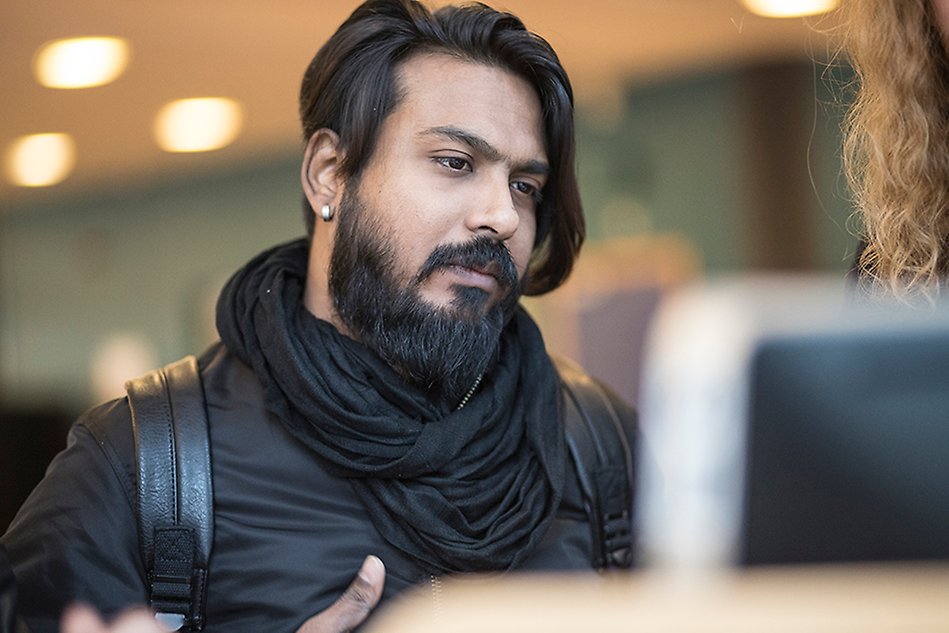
[415,236,519,290]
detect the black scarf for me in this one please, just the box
[216,238,565,573]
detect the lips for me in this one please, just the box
[442,263,500,293]
[416,236,519,291]
[454,259,501,279]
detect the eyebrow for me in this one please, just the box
[421,125,550,175]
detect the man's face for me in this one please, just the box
[328,53,548,400]
[351,53,545,307]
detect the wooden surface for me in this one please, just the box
[366,564,949,633]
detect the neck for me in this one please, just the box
[303,229,355,339]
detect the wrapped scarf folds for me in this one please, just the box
[216,238,565,573]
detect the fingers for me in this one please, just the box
[340,555,386,612]
[61,604,107,633]
[297,555,386,633]
[61,605,164,633]
[107,609,165,633]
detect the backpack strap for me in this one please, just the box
[553,355,634,570]
[126,356,213,631]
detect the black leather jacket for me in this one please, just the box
[2,342,636,633]
[0,544,26,633]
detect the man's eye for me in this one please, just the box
[512,180,542,202]
[436,156,470,171]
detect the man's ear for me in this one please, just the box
[301,128,344,212]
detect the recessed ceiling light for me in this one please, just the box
[4,133,77,187]
[34,36,130,89]
[153,98,244,153]
[741,0,839,18]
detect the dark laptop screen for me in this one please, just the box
[741,331,949,564]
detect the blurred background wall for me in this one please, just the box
[1,0,854,527]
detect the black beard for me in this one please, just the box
[328,187,523,403]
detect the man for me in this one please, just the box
[2,1,636,632]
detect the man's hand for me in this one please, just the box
[57,555,385,633]
[296,555,386,633]
[60,605,163,633]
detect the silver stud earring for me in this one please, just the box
[320,204,334,222]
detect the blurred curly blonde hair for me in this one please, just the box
[843,0,949,299]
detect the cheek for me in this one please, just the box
[510,216,537,277]
[398,224,448,278]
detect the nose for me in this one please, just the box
[465,174,520,241]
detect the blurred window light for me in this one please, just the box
[4,133,76,187]
[741,0,839,18]
[154,97,244,153]
[90,332,158,403]
[34,36,130,89]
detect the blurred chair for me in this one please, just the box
[524,233,700,405]
[1,407,71,531]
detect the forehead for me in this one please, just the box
[387,53,547,161]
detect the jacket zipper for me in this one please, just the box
[430,574,444,625]
[429,373,479,622]
[455,373,483,410]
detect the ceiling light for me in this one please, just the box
[34,36,130,89]
[4,133,77,187]
[154,98,244,153]
[741,0,839,18]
